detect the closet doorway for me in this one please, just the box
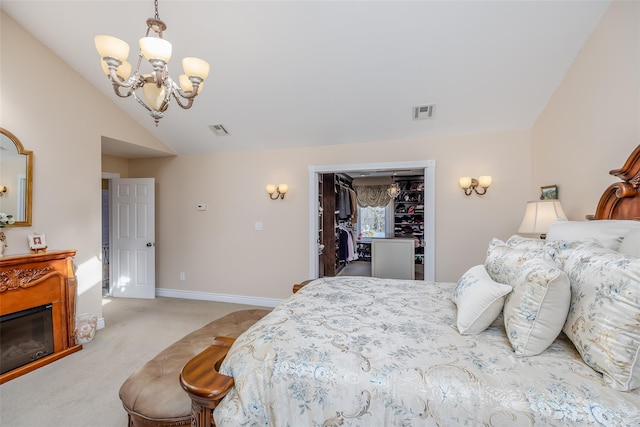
[308,160,435,282]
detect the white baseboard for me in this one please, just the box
[155,288,283,308]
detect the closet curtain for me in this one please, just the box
[354,185,392,208]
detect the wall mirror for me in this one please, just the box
[0,128,33,226]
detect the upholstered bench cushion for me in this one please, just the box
[119,308,270,424]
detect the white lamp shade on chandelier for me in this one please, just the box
[94,0,210,125]
[518,200,567,238]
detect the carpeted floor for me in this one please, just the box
[0,297,264,427]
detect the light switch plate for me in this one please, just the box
[255,221,263,231]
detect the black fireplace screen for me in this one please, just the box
[0,304,54,375]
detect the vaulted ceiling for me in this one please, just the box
[2,1,610,155]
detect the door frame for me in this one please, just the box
[308,160,436,282]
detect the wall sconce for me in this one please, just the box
[0,186,6,197]
[266,184,288,200]
[458,176,492,196]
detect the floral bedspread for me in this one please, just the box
[214,277,640,426]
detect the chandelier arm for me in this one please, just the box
[171,90,195,110]
[132,91,154,114]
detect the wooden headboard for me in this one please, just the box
[588,144,640,220]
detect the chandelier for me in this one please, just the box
[387,182,401,198]
[94,0,210,125]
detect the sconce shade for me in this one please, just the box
[266,184,277,194]
[518,200,567,237]
[458,176,472,189]
[278,184,288,194]
[478,175,492,188]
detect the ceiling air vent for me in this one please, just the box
[208,124,230,136]
[412,104,436,121]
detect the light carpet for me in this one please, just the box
[0,296,263,427]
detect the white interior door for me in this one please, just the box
[110,178,156,299]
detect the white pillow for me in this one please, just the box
[502,256,570,356]
[452,265,512,335]
[563,240,640,391]
[619,227,640,257]
[546,220,640,251]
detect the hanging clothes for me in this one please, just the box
[337,185,352,220]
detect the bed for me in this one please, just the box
[180,145,640,427]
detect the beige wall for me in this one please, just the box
[102,154,130,178]
[0,12,168,320]
[3,0,636,311]
[532,0,639,220]
[131,130,531,299]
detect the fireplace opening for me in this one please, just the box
[0,304,54,375]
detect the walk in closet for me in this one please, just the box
[318,173,425,279]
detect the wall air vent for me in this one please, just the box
[208,124,230,136]
[412,104,436,120]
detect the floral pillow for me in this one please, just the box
[485,239,570,356]
[563,240,640,391]
[505,234,545,250]
[502,256,570,356]
[452,265,512,335]
[485,238,555,285]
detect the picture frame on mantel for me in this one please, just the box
[28,233,47,253]
[540,185,558,200]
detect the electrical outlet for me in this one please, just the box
[255,221,263,231]
[179,272,185,281]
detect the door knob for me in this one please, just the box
[146,242,155,247]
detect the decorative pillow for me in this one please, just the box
[485,238,555,285]
[563,240,640,391]
[619,227,640,257]
[452,265,512,335]
[505,234,545,250]
[501,256,570,356]
[546,220,640,251]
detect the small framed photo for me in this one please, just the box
[540,185,558,200]
[28,233,47,250]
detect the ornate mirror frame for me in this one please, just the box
[0,128,33,226]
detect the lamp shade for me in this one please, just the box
[139,37,172,62]
[179,75,203,94]
[95,35,130,61]
[518,200,567,236]
[182,57,210,80]
[142,78,167,111]
[101,59,132,80]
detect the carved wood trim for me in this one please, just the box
[0,267,56,292]
[589,144,640,220]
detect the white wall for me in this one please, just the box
[532,0,639,219]
[0,11,169,321]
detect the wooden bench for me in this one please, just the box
[119,309,270,427]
